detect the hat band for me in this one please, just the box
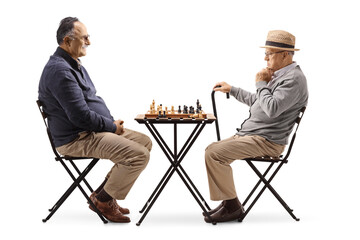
[265,41,294,49]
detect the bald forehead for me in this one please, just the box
[73,21,88,36]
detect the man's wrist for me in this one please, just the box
[256,80,267,89]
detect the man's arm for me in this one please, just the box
[50,69,117,133]
[213,81,256,106]
[255,78,301,118]
[230,87,256,106]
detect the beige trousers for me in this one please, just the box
[57,128,152,200]
[205,135,285,201]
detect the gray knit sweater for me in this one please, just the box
[230,64,308,145]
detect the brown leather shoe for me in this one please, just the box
[202,201,224,217]
[92,197,130,223]
[204,205,244,223]
[89,192,130,214]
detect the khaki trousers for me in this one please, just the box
[205,135,284,201]
[56,128,152,200]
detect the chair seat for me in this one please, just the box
[243,156,283,162]
[63,155,96,160]
[54,155,98,161]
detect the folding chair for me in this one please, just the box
[36,100,108,223]
[211,89,306,222]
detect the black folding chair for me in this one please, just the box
[211,89,306,222]
[36,100,108,223]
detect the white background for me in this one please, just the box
[1,0,359,239]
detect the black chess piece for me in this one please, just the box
[183,105,188,114]
[189,106,195,114]
[196,100,202,113]
[178,105,182,113]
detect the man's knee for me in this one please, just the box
[145,135,152,152]
[205,143,218,162]
[205,142,233,166]
[134,146,150,169]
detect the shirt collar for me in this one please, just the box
[54,47,82,70]
[268,62,297,86]
[273,62,297,79]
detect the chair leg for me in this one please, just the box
[46,159,96,212]
[239,161,299,222]
[43,159,108,223]
[239,162,276,222]
[243,162,275,207]
[69,160,95,193]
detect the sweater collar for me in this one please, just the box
[268,62,297,87]
[273,62,297,80]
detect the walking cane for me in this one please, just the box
[211,86,229,141]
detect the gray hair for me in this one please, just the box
[56,17,79,45]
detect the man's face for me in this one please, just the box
[264,48,286,71]
[67,21,90,59]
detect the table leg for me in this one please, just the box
[139,165,172,213]
[137,121,214,225]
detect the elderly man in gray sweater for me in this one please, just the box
[204,30,308,223]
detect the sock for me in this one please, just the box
[224,197,241,212]
[96,189,113,202]
[94,178,108,194]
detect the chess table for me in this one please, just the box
[135,113,217,225]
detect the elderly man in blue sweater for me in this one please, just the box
[204,30,308,223]
[38,17,152,223]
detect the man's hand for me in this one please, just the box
[256,68,274,83]
[114,119,125,135]
[213,82,231,93]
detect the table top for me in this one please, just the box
[135,113,216,124]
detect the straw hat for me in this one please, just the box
[260,30,299,51]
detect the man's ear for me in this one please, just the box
[63,36,72,47]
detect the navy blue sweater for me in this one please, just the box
[38,47,116,147]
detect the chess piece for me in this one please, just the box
[150,100,155,114]
[178,105,182,113]
[171,106,175,114]
[189,106,195,114]
[183,105,188,114]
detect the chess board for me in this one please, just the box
[144,99,207,119]
[144,112,207,119]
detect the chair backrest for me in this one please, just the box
[36,100,62,159]
[281,106,306,161]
